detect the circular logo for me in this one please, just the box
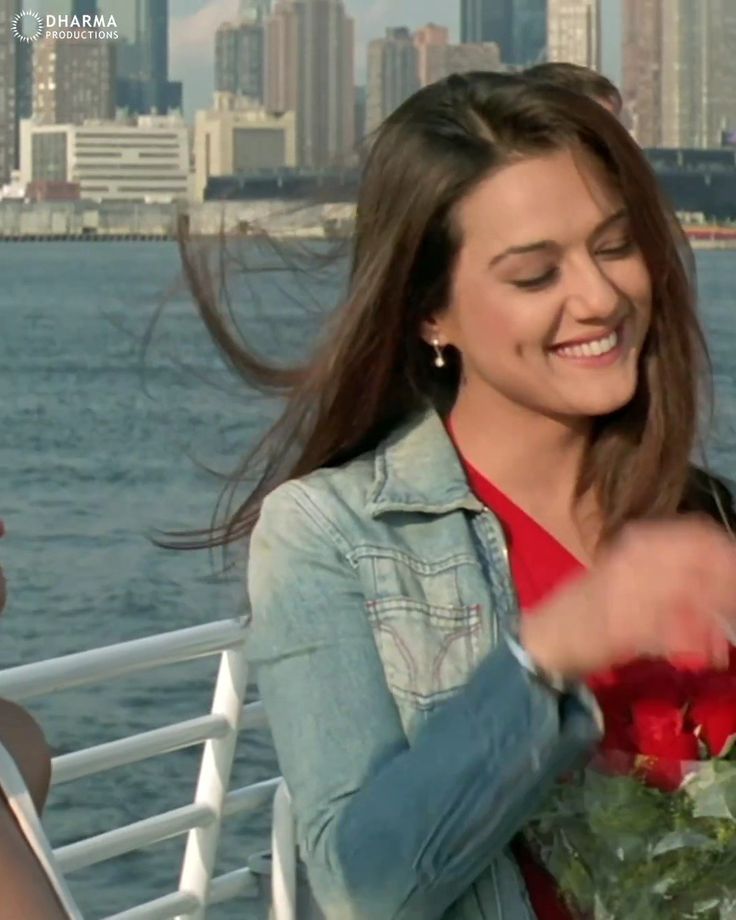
[11,11,44,42]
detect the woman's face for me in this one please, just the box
[432,146,652,422]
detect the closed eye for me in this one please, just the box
[512,267,559,290]
[596,238,635,258]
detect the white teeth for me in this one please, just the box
[554,329,619,359]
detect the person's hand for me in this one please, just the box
[520,515,736,679]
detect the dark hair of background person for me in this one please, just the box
[524,62,623,115]
[165,70,735,554]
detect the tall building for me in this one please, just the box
[366,28,419,133]
[622,0,662,146]
[215,18,266,102]
[513,0,547,65]
[98,0,181,114]
[0,0,23,183]
[460,0,514,61]
[33,38,116,124]
[73,0,98,13]
[623,0,736,149]
[265,0,355,169]
[547,0,600,69]
[239,0,271,17]
[460,0,545,65]
[414,23,448,87]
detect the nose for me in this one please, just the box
[563,253,620,320]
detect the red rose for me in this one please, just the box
[691,692,736,757]
[631,699,687,748]
[631,699,699,791]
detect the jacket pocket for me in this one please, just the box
[365,597,482,709]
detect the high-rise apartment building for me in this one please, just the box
[513,0,547,65]
[460,0,513,60]
[265,0,354,168]
[622,0,662,146]
[460,0,545,65]
[623,0,736,149]
[414,24,448,87]
[72,0,98,14]
[547,0,600,69]
[366,28,419,133]
[0,0,24,183]
[98,0,181,114]
[33,38,116,124]
[215,16,266,102]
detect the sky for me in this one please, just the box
[169,0,623,119]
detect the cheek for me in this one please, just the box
[610,257,652,308]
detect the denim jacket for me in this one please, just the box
[247,405,601,920]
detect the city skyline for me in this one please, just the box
[168,0,622,118]
[21,0,624,118]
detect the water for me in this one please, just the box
[0,240,341,918]
[0,242,735,917]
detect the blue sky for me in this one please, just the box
[164,0,623,118]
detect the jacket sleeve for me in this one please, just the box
[247,480,601,920]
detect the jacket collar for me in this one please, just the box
[367,405,483,518]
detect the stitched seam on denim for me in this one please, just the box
[286,479,355,564]
[348,545,477,573]
[365,598,481,620]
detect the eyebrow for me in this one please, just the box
[488,208,628,267]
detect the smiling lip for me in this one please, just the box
[549,322,627,368]
[551,324,621,349]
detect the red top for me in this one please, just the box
[459,450,735,918]
[461,457,581,919]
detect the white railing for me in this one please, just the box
[0,618,297,919]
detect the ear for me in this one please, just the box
[419,317,445,347]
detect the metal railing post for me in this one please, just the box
[271,780,297,920]
[177,641,249,918]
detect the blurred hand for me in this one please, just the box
[521,515,736,679]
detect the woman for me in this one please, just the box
[179,73,736,918]
[0,522,81,919]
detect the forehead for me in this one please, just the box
[455,147,623,250]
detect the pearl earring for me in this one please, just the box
[432,338,446,368]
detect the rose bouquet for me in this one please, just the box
[526,669,736,919]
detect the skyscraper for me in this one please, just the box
[33,38,115,124]
[622,0,662,146]
[547,0,600,69]
[513,0,547,65]
[265,0,355,169]
[240,0,271,18]
[460,0,514,61]
[414,23,449,87]
[215,15,266,102]
[0,0,22,183]
[366,28,419,133]
[72,0,98,14]
[98,0,180,114]
[460,0,546,66]
[623,0,736,149]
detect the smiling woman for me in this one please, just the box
[174,71,736,919]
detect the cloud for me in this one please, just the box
[170,0,237,59]
[170,0,238,116]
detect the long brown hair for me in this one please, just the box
[169,71,728,552]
